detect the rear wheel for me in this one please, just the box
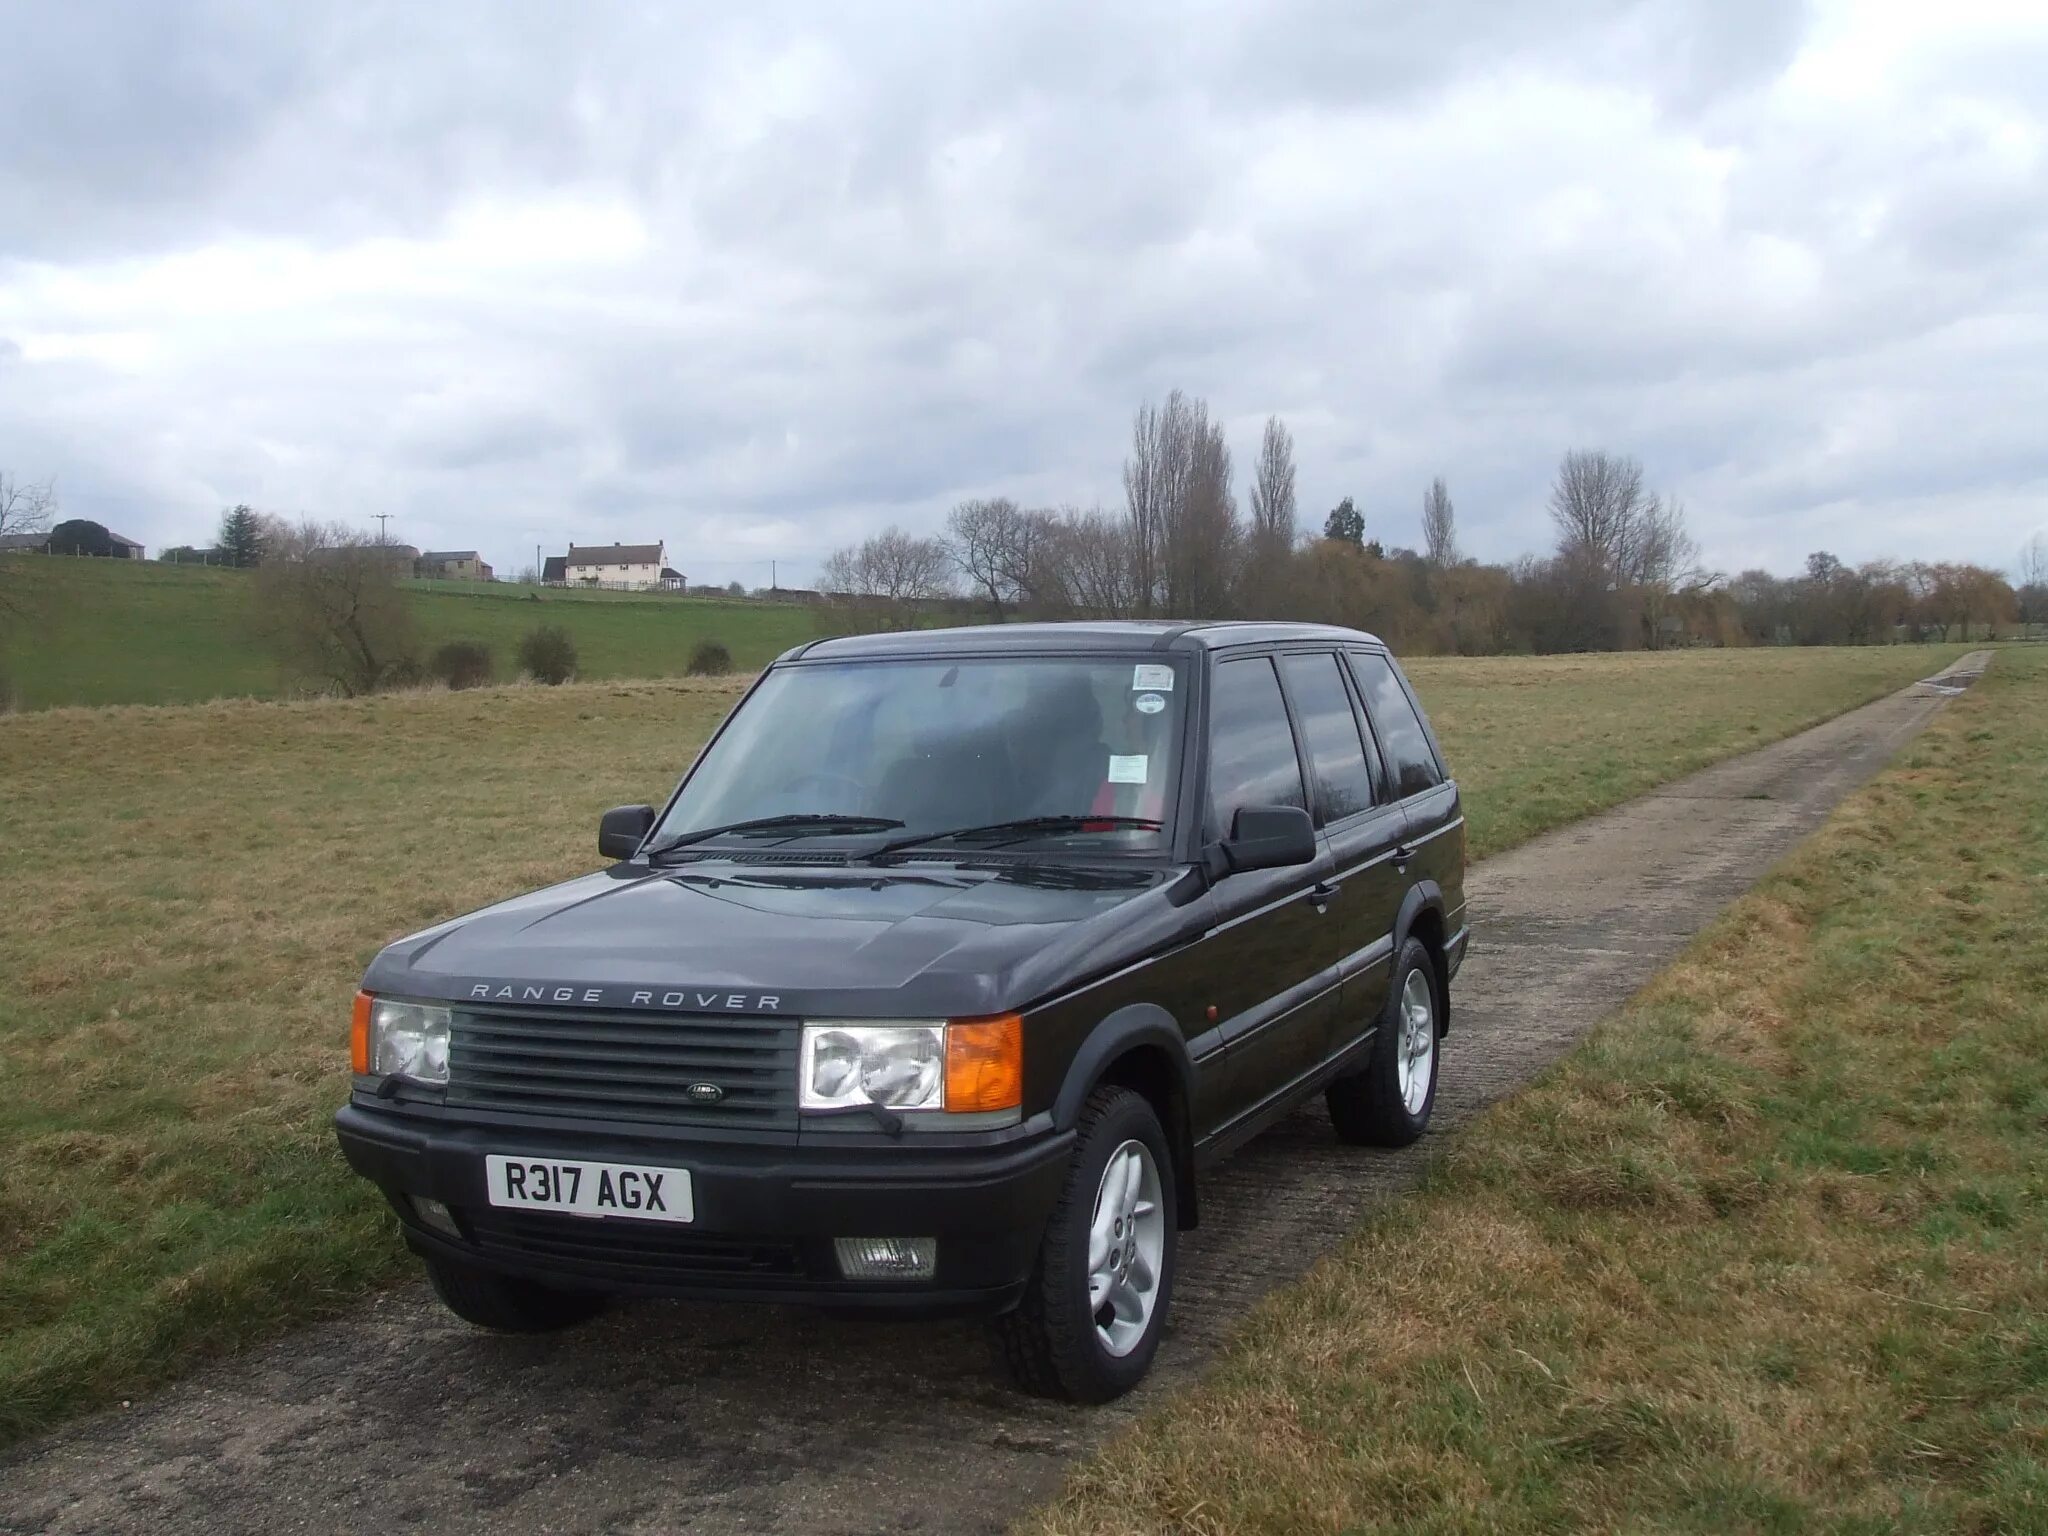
[1327,936,1440,1146]
[424,1255,607,1333]
[993,1086,1177,1403]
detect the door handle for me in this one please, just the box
[1393,843,1417,868]
[1308,880,1339,910]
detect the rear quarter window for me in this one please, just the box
[1347,651,1443,799]
[1278,651,1377,825]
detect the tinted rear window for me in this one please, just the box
[1279,652,1375,824]
[1348,652,1442,799]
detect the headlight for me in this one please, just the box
[352,994,451,1085]
[798,1015,1025,1117]
[801,1023,944,1111]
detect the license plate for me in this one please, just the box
[484,1155,694,1223]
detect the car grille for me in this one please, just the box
[464,1210,806,1282]
[446,1006,799,1130]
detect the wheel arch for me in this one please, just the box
[1394,881,1452,1035]
[1051,1004,1200,1230]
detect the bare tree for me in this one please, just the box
[1174,402,1238,616]
[0,471,58,622]
[1046,505,1142,618]
[1548,449,1657,585]
[253,512,294,563]
[2016,533,2048,635]
[1421,476,1459,569]
[1547,452,1717,647]
[819,525,954,632]
[1122,395,1186,615]
[945,497,1059,621]
[253,519,420,695]
[0,472,55,543]
[1244,417,1297,615]
[1122,390,1240,617]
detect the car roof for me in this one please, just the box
[784,619,1385,662]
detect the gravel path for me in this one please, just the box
[0,653,1990,1536]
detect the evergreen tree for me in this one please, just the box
[218,504,264,567]
[1322,497,1365,546]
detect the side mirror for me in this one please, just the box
[598,804,656,861]
[1204,804,1316,880]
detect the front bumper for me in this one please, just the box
[334,1102,1074,1316]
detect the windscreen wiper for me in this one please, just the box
[645,813,904,862]
[868,814,1162,858]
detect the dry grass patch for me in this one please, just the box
[0,645,1972,1445]
[1026,649,2047,1535]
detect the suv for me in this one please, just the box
[336,621,1467,1401]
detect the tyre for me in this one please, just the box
[1327,936,1440,1147]
[993,1085,1177,1403]
[424,1255,608,1333]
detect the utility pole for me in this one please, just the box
[536,544,542,587]
[373,513,392,545]
[771,559,777,593]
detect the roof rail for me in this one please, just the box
[1150,620,1234,650]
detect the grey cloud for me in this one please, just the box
[1,0,2044,586]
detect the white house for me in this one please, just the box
[564,541,666,591]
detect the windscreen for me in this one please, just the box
[655,657,1186,852]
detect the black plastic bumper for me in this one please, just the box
[334,1102,1075,1316]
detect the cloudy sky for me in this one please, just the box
[2,0,2043,586]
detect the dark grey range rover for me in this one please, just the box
[337,620,1467,1401]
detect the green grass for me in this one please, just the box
[1027,649,2048,1535]
[0,644,1969,1445]
[0,558,819,708]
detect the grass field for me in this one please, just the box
[0,644,1968,1445]
[0,558,819,709]
[1030,649,2048,1535]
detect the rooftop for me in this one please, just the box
[567,542,663,566]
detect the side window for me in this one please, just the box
[1206,656,1306,837]
[1278,652,1375,825]
[1348,651,1443,799]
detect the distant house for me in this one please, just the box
[108,531,145,559]
[565,541,666,591]
[0,532,49,555]
[660,566,688,591]
[540,555,567,586]
[419,550,493,581]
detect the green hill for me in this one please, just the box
[0,558,822,709]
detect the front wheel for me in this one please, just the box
[424,1255,608,1333]
[1327,936,1441,1146]
[993,1086,1177,1403]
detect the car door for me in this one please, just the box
[1347,648,1464,937]
[1276,650,1410,1069]
[1199,653,1341,1124]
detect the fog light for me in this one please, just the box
[411,1196,461,1239]
[833,1236,937,1281]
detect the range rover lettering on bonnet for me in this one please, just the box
[467,984,783,1011]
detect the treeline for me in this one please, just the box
[818,392,2043,652]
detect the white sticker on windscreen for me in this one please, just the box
[1107,754,1149,784]
[1134,692,1166,715]
[1132,664,1174,691]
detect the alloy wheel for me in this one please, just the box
[1086,1138,1165,1357]
[1396,967,1436,1117]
